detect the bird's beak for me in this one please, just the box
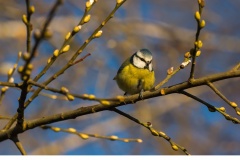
[144,61,151,70]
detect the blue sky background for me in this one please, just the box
[0,0,240,155]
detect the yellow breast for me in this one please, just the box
[115,62,155,94]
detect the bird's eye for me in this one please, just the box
[140,57,145,62]
[135,54,148,63]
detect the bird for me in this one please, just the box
[113,48,155,98]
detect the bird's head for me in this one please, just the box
[132,48,153,71]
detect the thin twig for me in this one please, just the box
[0,115,12,120]
[3,114,18,130]
[180,90,240,124]
[11,136,27,155]
[3,0,127,130]
[71,53,91,65]
[17,82,28,127]
[189,0,205,81]
[33,1,96,82]
[25,0,31,54]
[41,125,142,143]
[15,0,35,127]
[23,0,63,76]
[0,52,21,105]
[207,81,240,115]
[16,0,62,128]
[154,67,181,90]
[24,0,127,108]
[28,78,124,102]
[0,82,21,88]
[111,108,190,155]
[230,63,240,71]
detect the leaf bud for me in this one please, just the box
[94,30,103,38]
[184,51,191,58]
[198,0,205,8]
[194,11,201,21]
[73,25,82,33]
[83,14,91,23]
[110,135,118,140]
[167,67,174,75]
[53,49,59,57]
[25,69,31,76]
[68,128,77,132]
[159,131,166,137]
[200,20,206,28]
[172,145,179,151]
[8,68,13,76]
[1,87,8,92]
[23,52,30,61]
[116,95,125,102]
[9,77,14,83]
[65,32,71,40]
[230,102,238,108]
[219,107,226,112]
[67,94,75,101]
[61,86,69,93]
[52,127,61,132]
[88,94,96,99]
[196,50,201,57]
[62,45,70,53]
[100,100,110,105]
[86,1,92,8]
[150,128,159,136]
[29,5,35,14]
[117,0,124,4]
[196,40,203,48]
[236,111,240,116]
[43,29,53,39]
[18,66,24,73]
[47,58,52,64]
[79,133,89,139]
[22,14,28,24]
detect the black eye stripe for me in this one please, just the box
[136,54,152,64]
[136,55,147,63]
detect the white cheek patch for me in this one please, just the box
[148,63,153,71]
[133,55,146,69]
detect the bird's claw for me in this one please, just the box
[138,89,144,100]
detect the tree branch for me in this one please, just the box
[1,67,239,142]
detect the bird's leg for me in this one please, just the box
[137,79,144,100]
[138,89,144,100]
[121,92,128,104]
[123,92,135,104]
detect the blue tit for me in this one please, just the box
[114,48,155,98]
